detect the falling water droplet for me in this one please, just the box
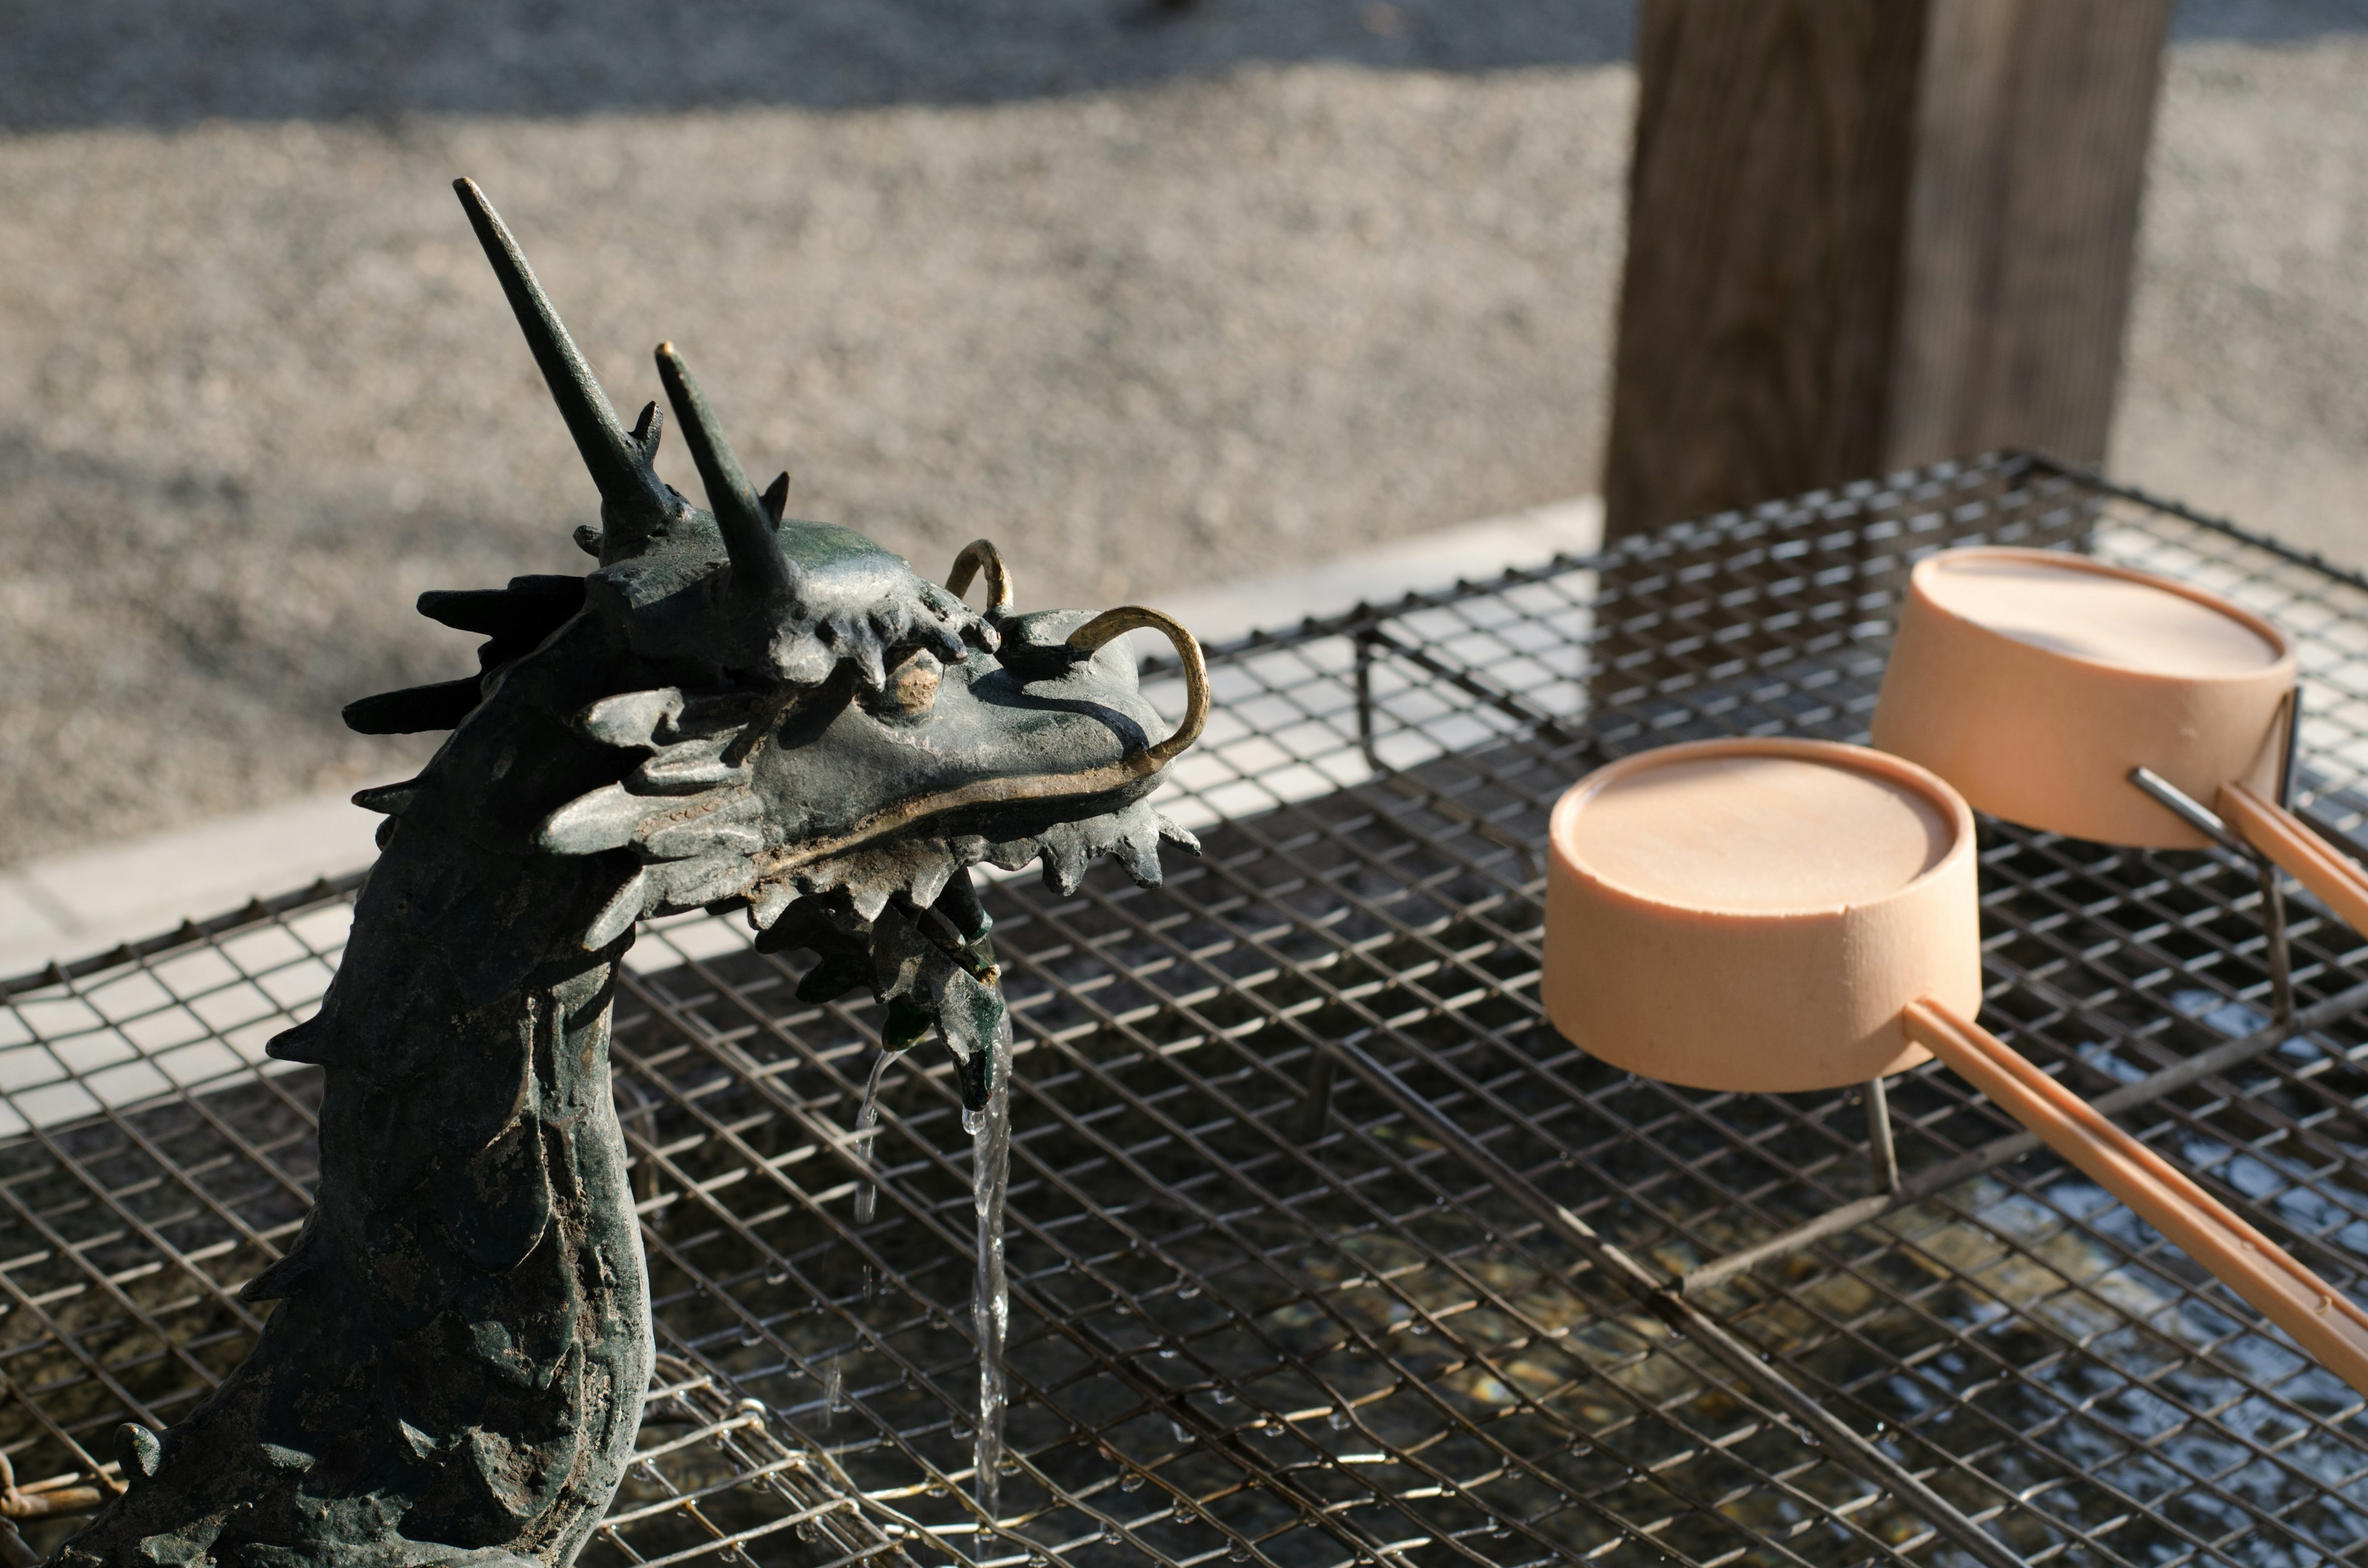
[1228,1543,1249,1562]
[1177,1284,1200,1299]
[1328,1410,1350,1430]
[1100,1525,1119,1545]
[963,1106,987,1136]
[1159,1347,1179,1359]
[1211,1389,1235,1406]
[764,1269,788,1287]
[1263,1420,1284,1437]
[853,1048,896,1225]
[1120,1471,1145,1492]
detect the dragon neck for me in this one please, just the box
[314,618,656,1078]
[145,672,659,1567]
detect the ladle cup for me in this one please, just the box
[1872,546,2368,935]
[1542,737,2368,1395]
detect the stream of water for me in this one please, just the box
[966,1014,1014,1520]
[851,1048,898,1226]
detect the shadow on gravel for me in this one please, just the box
[1,0,1635,133]
[5,0,2360,135]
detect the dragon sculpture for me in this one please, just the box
[50,179,1205,1568]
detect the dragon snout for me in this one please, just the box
[944,537,1209,769]
[1060,605,1209,768]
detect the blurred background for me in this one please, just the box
[0,0,2363,867]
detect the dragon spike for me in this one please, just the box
[654,342,792,597]
[628,400,662,453]
[453,178,670,549]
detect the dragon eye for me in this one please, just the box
[884,649,943,715]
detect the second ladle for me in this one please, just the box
[1541,737,2368,1395]
[1872,545,2368,935]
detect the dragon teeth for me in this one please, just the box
[580,869,649,951]
[746,881,797,931]
[538,784,646,855]
[645,856,753,911]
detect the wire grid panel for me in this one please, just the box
[4,456,2368,1568]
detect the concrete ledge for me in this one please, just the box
[0,790,388,982]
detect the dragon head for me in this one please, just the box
[342,179,1206,1109]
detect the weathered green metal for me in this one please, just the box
[50,178,1202,1568]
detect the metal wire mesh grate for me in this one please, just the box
[6,453,2368,1568]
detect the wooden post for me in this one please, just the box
[1602,0,1928,538]
[1885,0,2173,469]
[1601,0,2173,540]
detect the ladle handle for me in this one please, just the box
[2218,779,2368,936]
[1903,996,2368,1397]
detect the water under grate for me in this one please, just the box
[6,454,2368,1568]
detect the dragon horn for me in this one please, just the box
[654,342,791,597]
[453,178,668,548]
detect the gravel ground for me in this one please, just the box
[2111,29,2368,562]
[0,0,2362,866]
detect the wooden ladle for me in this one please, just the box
[1541,737,2368,1394]
[1872,546,2368,933]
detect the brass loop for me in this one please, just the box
[1064,607,1210,769]
[946,539,1015,613]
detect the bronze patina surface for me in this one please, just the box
[48,179,1202,1568]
